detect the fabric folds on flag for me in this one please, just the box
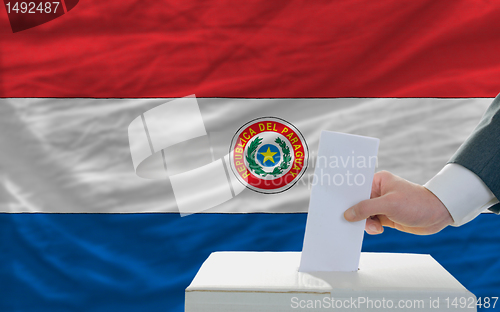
[1,1,500,312]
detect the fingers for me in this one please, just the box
[344,196,394,222]
[376,214,395,229]
[365,216,384,234]
[370,174,382,199]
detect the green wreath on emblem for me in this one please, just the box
[246,136,292,177]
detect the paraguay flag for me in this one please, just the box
[1,1,499,311]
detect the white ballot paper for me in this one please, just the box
[299,131,379,272]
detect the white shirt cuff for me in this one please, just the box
[424,163,499,226]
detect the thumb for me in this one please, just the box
[344,196,393,222]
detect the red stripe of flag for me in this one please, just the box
[1,0,499,98]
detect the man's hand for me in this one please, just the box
[343,171,454,235]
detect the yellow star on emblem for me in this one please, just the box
[260,147,277,164]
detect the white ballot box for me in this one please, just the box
[185,252,476,312]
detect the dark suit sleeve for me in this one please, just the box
[448,94,500,214]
